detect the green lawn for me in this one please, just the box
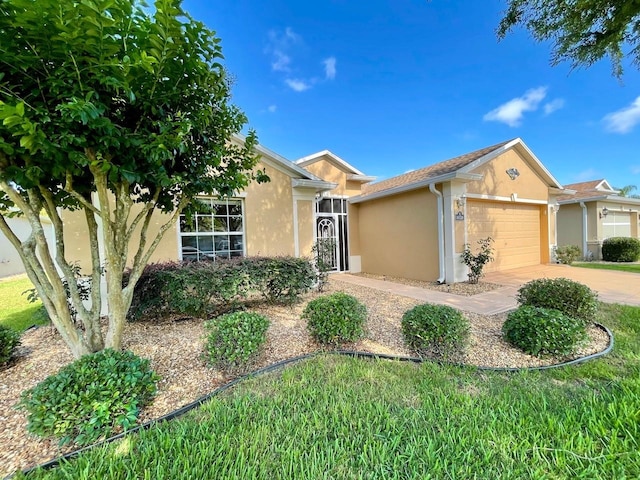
[573,262,640,274]
[20,303,640,479]
[0,275,48,331]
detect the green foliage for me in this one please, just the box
[0,0,268,356]
[0,275,48,332]
[203,311,269,372]
[401,303,470,361]
[497,0,640,77]
[18,349,158,446]
[503,306,587,357]
[516,277,598,327]
[554,244,582,264]
[0,324,20,365]
[311,238,337,292]
[303,293,367,346]
[461,237,494,284]
[128,257,315,320]
[602,236,640,262]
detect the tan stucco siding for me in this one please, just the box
[348,203,361,255]
[62,209,94,271]
[303,159,363,197]
[557,203,584,248]
[244,162,295,256]
[296,199,314,258]
[467,150,549,201]
[467,200,542,272]
[358,189,439,281]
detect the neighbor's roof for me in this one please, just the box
[556,179,632,204]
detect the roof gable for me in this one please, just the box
[296,150,366,176]
[356,138,562,202]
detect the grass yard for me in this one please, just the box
[0,275,48,331]
[19,303,640,479]
[573,262,640,274]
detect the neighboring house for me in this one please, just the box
[557,179,640,260]
[0,214,54,278]
[55,136,567,284]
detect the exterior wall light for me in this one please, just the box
[599,207,609,219]
[506,168,520,180]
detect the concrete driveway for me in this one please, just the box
[484,264,640,307]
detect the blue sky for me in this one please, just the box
[185,0,640,190]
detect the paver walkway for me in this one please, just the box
[335,264,640,314]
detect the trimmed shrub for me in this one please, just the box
[128,256,315,321]
[18,349,159,446]
[555,245,582,265]
[602,237,640,262]
[516,278,598,327]
[401,304,469,360]
[204,311,269,371]
[303,292,367,346]
[503,306,587,357]
[0,325,20,366]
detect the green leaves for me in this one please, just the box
[303,292,367,346]
[0,325,21,365]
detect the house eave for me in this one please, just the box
[350,172,483,204]
[291,178,338,192]
[347,174,376,183]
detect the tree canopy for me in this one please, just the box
[0,0,267,357]
[497,0,640,77]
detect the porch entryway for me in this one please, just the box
[315,197,349,272]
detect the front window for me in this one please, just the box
[179,198,245,261]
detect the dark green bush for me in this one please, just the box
[516,277,598,327]
[204,311,269,371]
[303,292,367,346]
[555,245,582,265]
[602,237,640,262]
[128,256,315,321]
[401,304,469,360]
[0,325,20,365]
[18,349,159,445]
[502,306,587,357]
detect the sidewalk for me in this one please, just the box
[334,274,519,315]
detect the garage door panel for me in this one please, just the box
[467,201,541,272]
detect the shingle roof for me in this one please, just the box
[360,139,514,197]
[562,180,607,192]
[557,179,617,203]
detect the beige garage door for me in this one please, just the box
[467,201,541,272]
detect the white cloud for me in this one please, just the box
[544,98,565,115]
[603,96,640,134]
[483,87,548,127]
[266,27,301,73]
[271,51,291,72]
[323,57,336,80]
[573,168,599,182]
[285,79,311,92]
[267,105,277,113]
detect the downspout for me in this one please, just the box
[429,184,446,284]
[579,202,588,259]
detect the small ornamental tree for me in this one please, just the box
[461,237,494,284]
[0,0,267,358]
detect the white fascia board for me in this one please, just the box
[232,133,325,182]
[559,195,640,206]
[349,172,482,204]
[459,138,564,189]
[296,150,366,176]
[558,195,608,205]
[347,174,377,183]
[465,193,548,205]
[596,179,617,192]
[291,178,337,192]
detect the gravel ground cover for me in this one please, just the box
[0,277,609,477]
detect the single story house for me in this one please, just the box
[557,179,640,260]
[55,136,566,284]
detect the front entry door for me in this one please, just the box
[316,215,340,272]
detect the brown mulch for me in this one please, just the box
[0,277,610,477]
[352,272,502,296]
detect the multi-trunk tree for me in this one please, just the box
[0,0,267,358]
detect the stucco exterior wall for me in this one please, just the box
[296,199,314,258]
[0,217,54,278]
[357,189,438,281]
[244,162,295,256]
[302,159,364,197]
[467,150,549,201]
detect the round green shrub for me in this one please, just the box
[502,306,587,357]
[18,349,159,445]
[554,245,581,265]
[516,278,598,327]
[204,311,270,370]
[602,237,640,262]
[303,292,367,346]
[401,303,469,360]
[0,325,21,366]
